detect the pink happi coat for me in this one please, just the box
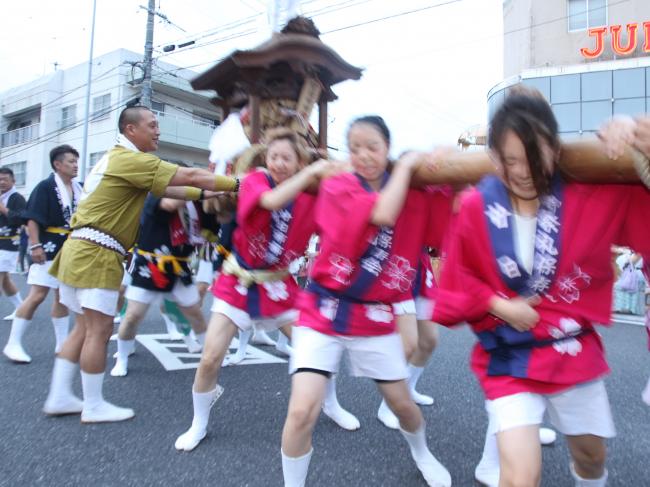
[434,175,650,400]
[298,173,452,336]
[212,170,316,318]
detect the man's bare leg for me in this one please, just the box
[50,289,70,353]
[177,301,208,351]
[79,307,134,423]
[1,271,22,320]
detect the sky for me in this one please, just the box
[0,0,504,156]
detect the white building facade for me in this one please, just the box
[0,49,221,194]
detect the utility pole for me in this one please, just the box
[80,0,97,179]
[141,0,156,108]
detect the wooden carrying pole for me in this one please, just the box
[411,140,644,186]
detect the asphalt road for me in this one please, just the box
[1,275,649,486]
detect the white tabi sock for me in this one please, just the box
[162,312,183,339]
[8,292,22,308]
[80,371,134,423]
[3,317,31,362]
[183,333,202,353]
[174,385,224,451]
[400,422,452,487]
[110,339,135,377]
[322,375,360,431]
[237,328,252,354]
[408,364,434,405]
[570,463,608,487]
[43,357,83,415]
[251,327,276,346]
[81,371,106,411]
[118,339,135,358]
[224,329,251,366]
[281,448,313,487]
[51,316,70,354]
[275,332,293,357]
[377,399,399,430]
[475,431,500,487]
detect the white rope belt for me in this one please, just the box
[70,227,127,256]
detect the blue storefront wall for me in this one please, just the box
[488,67,650,140]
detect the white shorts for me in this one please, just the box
[196,259,215,285]
[0,249,18,272]
[486,380,616,438]
[58,283,120,317]
[27,260,60,289]
[290,326,409,381]
[210,298,297,332]
[125,280,200,308]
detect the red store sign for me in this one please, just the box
[580,22,650,58]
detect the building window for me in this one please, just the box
[551,74,581,104]
[552,103,581,133]
[3,161,26,187]
[87,151,105,174]
[192,111,219,127]
[614,98,646,117]
[61,104,76,129]
[613,68,646,99]
[582,100,612,131]
[581,71,611,101]
[91,93,111,121]
[152,101,166,115]
[568,0,607,32]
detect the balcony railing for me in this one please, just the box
[152,111,217,150]
[151,110,217,129]
[1,124,39,148]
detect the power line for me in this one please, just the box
[1,64,123,113]
[304,0,374,18]
[155,28,258,60]
[154,0,376,61]
[154,13,261,51]
[1,79,131,125]
[155,0,456,77]
[365,0,629,68]
[321,0,463,35]
[167,0,624,71]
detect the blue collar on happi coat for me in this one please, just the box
[478,173,564,298]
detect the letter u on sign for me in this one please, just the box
[580,22,650,58]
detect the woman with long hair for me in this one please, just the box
[434,88,650,486]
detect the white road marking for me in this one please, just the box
[110,333,287,371]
